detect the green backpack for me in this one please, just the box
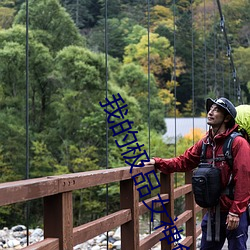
[235,105,250,142]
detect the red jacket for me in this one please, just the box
[154,124,250,216]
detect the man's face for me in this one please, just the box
[207,104,226,127]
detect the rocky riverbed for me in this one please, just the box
[0,225,43,249]
[0,225,200,249]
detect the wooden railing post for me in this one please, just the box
[120,178,139,250]
[44,192,73,250]
[185,171,196,250]
[160,173,174,250]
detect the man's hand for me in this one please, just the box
[226,213,240,230]
[137,158,155,166]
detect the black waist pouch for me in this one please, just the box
[192,163,221,208]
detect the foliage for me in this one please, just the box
[124,32,174,78]
[115,63,166,132]
[149,5,174,32]
[0,7,15,29]
[61,0,101,29]
[30,141,57,177]
[86,17,138,60]
[234,46,250,102]
[123,30,186,116]
[14,0,85,52]
[0,112,26,180]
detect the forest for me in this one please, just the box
[0,0,249,228]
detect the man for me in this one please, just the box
[143,97,250,250]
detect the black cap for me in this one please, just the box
[206,97,237,119]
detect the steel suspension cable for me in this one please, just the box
[216,0,242,104]
[147,0,151,160]
[213,0,217,94]
[218,34,225,96]
[173,0,176,155]
[172,0,177,190]
[203,0,207,98]
[104,0,109,247]
[228,64,231,100]
[202,0,210,134]
[147,0,152,234]
[25,0,30,245]
[191,0,195,145]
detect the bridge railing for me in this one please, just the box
[0,165,203,250]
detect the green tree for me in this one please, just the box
[0,112,26,180]
[30,141,57,177]
[98,0,146,21]
[14,0,84,52]
[0,38,27,180]
[116,63,166,132]
[149,5,174,33]
[124,31,185,88]
[0,25,56,132]
[234,46,250,102]
[0,6,15,29]
[51,46,141,167]
[61,0,101,29]
[86,17,139,60]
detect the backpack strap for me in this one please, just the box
[201,131,242,167]
[200,141,222,242]
[223,131,242,169]
[223,132,242,200]
[201,141,226,163]
[200,142,208,163]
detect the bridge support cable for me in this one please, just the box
[173,0,177,160]
[104,0,110,248]
[215,0,242,104]
[146,0,153,234]
[25,0,30,246]
[191,0,195,145]
[203,0,207,98]
[172,0,178,193]
[147,0,151,162]
[213,0,218,96]
[218,32,225,96]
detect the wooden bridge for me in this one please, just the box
[0,164,204,250]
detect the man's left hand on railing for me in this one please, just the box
[137,159,157,174]
[137,159,155,166]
